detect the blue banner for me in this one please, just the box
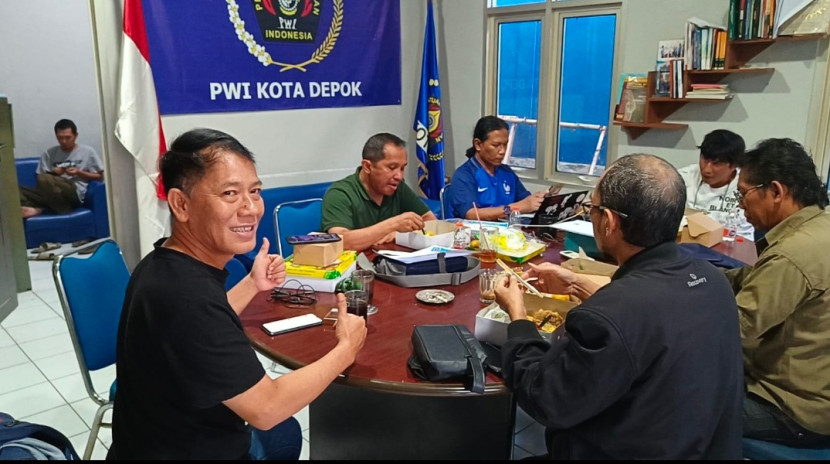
[142,0,401,114]
[413,0,444,200]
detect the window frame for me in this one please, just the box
[485,0,623,189]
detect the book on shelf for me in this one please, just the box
[656,39,684,97]
[285,250,357,279]
[686,17,727,70]
[685,93,733,100]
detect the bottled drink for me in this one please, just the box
[508,206,522,229]
[723,208,738,243]
[452,222,471,250]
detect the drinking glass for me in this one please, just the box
[479,268,499,304]
[477,226,499,269]
[344,289,369,322]
[350,269,377,315]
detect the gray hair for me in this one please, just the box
[597,154,686,247]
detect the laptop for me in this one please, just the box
[530,190,590,226]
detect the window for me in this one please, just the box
[486,0,620,184]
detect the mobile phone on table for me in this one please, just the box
[286,233,341,245]
[262,313,323,336]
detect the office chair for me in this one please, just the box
[225,256,248,290]
[273,198,324,257]
[743,437,830,460]
[52,238,129,460]
[439,183,453,220]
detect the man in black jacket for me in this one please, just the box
[495,154,744,459]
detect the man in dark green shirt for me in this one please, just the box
[321,133,437,251]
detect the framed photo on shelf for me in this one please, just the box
[655,39,684,97]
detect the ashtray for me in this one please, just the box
[415,289,455,305]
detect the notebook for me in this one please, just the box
[530,190,590,226]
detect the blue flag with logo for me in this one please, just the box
[413,0,445,200]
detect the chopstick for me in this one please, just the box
[495,258,545,298]
[471,202,490,250]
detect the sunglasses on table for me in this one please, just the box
[268,279,317,307]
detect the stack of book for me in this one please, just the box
[285,250,357,292]
[685,17,727,71]
[685,83,732,100]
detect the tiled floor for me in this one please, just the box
[1,245,546,459]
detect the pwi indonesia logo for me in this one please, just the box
[227,0,342,72]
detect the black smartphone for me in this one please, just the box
[286,233,342,245]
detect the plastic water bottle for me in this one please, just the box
[723,208,738,243]
[452,222,471,250]
[508,206,522,229]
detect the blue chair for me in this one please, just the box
[225,256,248,290]
[743,438,830,460]
[16,157,110,249]
[52,238,129,460]
[439,183,454,220]
[273,198,324,257]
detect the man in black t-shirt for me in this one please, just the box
[107,128,366,460]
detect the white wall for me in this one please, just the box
[0,0,103,159]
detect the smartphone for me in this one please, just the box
[262,313,323,336]
[286,233,341,245]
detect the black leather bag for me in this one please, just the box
[407,324,489,394]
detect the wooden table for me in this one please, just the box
[241,236,756,459]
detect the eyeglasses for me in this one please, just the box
[734,184,766,203]
[268,280,316,307]
[580,201,629,219]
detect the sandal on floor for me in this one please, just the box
[30,242,61,253]
[78,245,100,255]
[28,251,57,261]
[71,239,92,248]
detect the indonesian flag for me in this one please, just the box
[115,0,167,200]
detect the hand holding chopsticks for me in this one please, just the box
[495,258,545,298]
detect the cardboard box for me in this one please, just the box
[292,239,344,267]
[560,257,618,288]
[475,292,577,346]
[395,219,456,249]
[679,211,724,248]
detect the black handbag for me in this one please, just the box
[407,324,489,394]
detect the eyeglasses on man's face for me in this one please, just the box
[734,184,766,203]
[580,201,629,219]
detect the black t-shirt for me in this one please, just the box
[107,244,264,460]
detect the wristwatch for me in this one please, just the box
[503,205,511,218]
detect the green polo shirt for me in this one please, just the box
[725,205,830,435]
[321,168,430,232]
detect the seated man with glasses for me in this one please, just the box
[725,138,830,448]
[494,154,744,459]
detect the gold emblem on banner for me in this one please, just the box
[227,0,342,72]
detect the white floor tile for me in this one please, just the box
[295,405,309,432]
[14,291,43,308]
[21,404,89,438]
[70,397,110,429]
[5,317,68,344]
[18,331,75,360]
[0,344,29,370]
[299,437,309,460]
[1,301,59,328]
[0,362,48,394]
[34,351,81,381]
[0,328,13,348]
[513,420,547,457]
[68,432,109,460]
[0,381,66,418]
[89,364,116,397]
[51,373,91,404]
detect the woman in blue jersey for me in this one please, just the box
[448,116,546,220]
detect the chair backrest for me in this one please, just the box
[274,198,324,257]
[440,183,453,220]
[53,238,129,405]
[224,256,248,290]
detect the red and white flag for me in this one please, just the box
[115,0,167,200]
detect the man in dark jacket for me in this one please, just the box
[495,154,744,459]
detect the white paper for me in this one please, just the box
[550,219,595,237]
[775,0,814,37]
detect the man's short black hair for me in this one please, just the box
[54,119,77,135]
[160,128,255,196]
[739,138,828,209]
[698,129,745,165]
[597,154,686,248]
[362,133,405,163]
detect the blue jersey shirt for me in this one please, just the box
[448,156,530,218]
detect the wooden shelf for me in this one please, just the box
[617,34,825,140]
